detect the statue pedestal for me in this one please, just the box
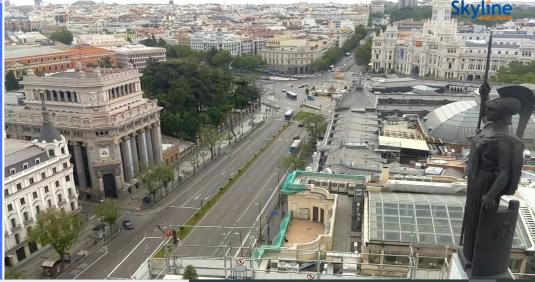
[448,253,468,279]
[449,253,514,279]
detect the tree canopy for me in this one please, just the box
[49,30,73,45]
[355,39,372,66]
[28,209,83,260]
[96,199,121,233]
[183,265,198,280]
[387,6,432,22]
[142,61,260,140]
[5,70,21,91]
[493,61,535,84]
[232,54,266,72]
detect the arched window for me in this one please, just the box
[73,91,78,103]
[45,90,51,101]
[59,91,65,102]
[52,90,58,101]
[66,91,72,102]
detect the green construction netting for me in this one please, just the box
[280,170,367,195]
[252,212,292,259]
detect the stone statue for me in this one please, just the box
[460,85,535,278]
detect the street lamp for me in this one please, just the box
[256,202,262,242]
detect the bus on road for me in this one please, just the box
[286,91,298,99]
[284,109,294,120]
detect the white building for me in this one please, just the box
[76,34,128,47]
[4,110,79,266]
[110,44,166,71]
[190,31,242,56]
[371,0,535,82]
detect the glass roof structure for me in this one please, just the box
[422,100,535,145]
[368,192,530,249]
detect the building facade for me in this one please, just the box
[111,44,166,71]
[5,46,73,79]
[371,0,535,81]
[5,68,164,200]
[260,38,330,74]
[4,124,79,266]
[190,31,242,56]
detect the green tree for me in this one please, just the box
[142,171,159,202]
[209,50,232,68]
[96,199,121,234]
[154,165,174,195]
[493,61,535,84]
[28,209,83,261]
[49,30,73,45]
[303,113,327,151]
[99,56,114,68]
[199,126,221,158]
[183,265,198,280]
[355,39,372,66]
[281,154,306,171]
[5,70,20,91]
[387,6,432,22]
[232,54,266,71]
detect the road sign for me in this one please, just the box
[164,228,172,238]
[306,273,316,280]
[236,258,245,265]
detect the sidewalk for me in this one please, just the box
[10,203,114,279]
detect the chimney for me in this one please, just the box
[381,165,390,186]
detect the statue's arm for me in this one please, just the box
[485,140,513,199]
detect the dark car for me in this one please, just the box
[123,220,134,230]
[298,122,304,127]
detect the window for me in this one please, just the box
[7,204,13,212]
[4,189,9,197]
[53,168,57,174]
[48,150,55,157]
[41,172,46,179]
[35,158,40,164]
[15,233,20,245]
[63,163,68,168]
[61,147,65,154]
[47,199,52,208]
[20,198,26,205]
[55,181,60,187]
[66,175,70,182]
[68,188,72,196]
[23,212,29,222]
[58,194,63,203]
[16,183,22,190]
[44,186,49,193]
[29,178,34,185]
[10,168,16,175]
[22,163,28,170]
[36,205,41,215]
[33,192,38,199]
[11,218,17,228]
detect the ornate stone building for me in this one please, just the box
[371,0,535,81]
[5,67,163,200]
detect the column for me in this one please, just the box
[138,131,149,169]
[121,138,134,183]
[130,135,140,176]
[73,143,87,188]
[151,125,164,164]
[145,128,154,165]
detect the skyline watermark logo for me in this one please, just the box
[451,0,513,21]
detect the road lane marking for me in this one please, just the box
[107,237,147,278]
[73,250,108,279]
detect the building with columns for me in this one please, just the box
[5,67,163,200]
[4,107,79,266]
[370,0,535,82]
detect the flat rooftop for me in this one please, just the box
[284,219,324,246]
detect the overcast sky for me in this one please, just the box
[10,0,534,6]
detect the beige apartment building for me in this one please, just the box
[260,38,331,74]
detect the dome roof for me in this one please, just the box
[423,100,535,145]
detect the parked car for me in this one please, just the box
[123,220,134,230]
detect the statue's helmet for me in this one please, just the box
[486,97,522,116]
